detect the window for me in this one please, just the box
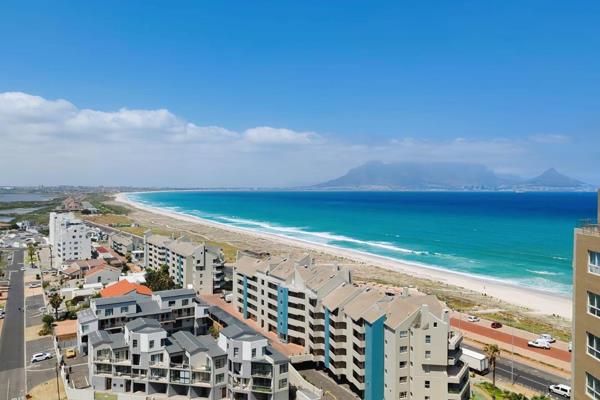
[424,380,430,389]
[233,347,239,357]
[216,373,224,384]
[279,378,287,389]
[168,300,176,307]
[399,330,408,338]
[182,299,189,306]
[399,346,407,353]
[399,392,407,398]
[133,339,138,348]
[399,376,407,383]
[121,306,128,313]
[425,335,431,344]
[588,332,600,360]
[97,276,101,283]
[214,357,225,369]
[425,350,431,359]
[399,361,407,368]
[279,364,288,373]
[433,322,437,327]
[149,340,155,349]
[590,251,600,275]
[590,291,600,317]
[587,373,600,399]
[105,308,113,316]
[252,348,256,358]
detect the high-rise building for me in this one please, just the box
[572,189,600,399]
[233,253,470,400]
[49,211,92,266]
[144,232,225,294]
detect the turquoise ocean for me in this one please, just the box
[127,191,598,295]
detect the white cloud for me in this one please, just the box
[0,91,592,186]
[529,133,570,144]
[243,127,320,145]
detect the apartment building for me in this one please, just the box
[87,316,289,400]
[144,232,225,294]
[77,288,210,354]
[233,253,470,400]
[49,211,92,265]
[109,233,135,256]
[572,189,600,399]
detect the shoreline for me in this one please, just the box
[115,192,572,319]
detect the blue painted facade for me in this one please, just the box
[277,285,289,342]
[324,308,330,368]
[364,316,386,400]
[242,276,248,319]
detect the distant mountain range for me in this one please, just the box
[313,161,593,191]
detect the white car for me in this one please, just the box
[528,339,551,349]
[539,334,556,343]
[549,384,571,397]
[28,283,41,288]
[467,315,480,322]
[20,267,25,271]
[31,352,52,363]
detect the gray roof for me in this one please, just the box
[265,346,287,364]
[77,308,97,324]
[125,318,163,333]
[220,318,264,342]
[196,335,227,358]
[89,331,127,349]
[154,288,196,298]
[136,299,165,316]
[94,295,137,307]
[171,331,206,354]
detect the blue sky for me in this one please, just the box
[0,1,599,186]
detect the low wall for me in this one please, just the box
[288,364,323,399]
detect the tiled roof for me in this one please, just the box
[100,279,152,298]
[85,264,121,277]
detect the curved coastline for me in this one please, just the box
[115,191,572,319]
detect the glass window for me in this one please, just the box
[399,346,407,353]
[425,335,431,344]
[424,380,430,389]
[587,373,600,399]
[590,292,600,317]
[216,373,224,383]
[182,299,189,306]
[590,251,600,275]
[425,350,431,359]
[588,332,600,360]
[121,306,128,313]
[149,340,155,349]
[279,378,287,389]
[399,330,408,338]
[233,347,239,357]
[105,308,113,316]
[279,364,288,373]
[252,348,256,358]
[133,339,138,348]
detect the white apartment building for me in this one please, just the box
[233,253,470,400]
[144,232,225,295]
[49,211,92,266]
[87,316,290,400]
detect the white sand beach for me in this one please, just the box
[115,192,572,319]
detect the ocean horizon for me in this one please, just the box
[127,190,597,295]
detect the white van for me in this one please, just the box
[549,384,571,398]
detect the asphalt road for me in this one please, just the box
[0,249,26,400]
[463,344,570,398]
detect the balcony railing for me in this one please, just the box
[579,220,600,236]
[170,362,190,369]
[252,385,272,393]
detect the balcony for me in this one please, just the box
[170,362,191,369]
[94,356,112,364]
[579,220,600,237]
[252,385,272,393]
[447,362,469,384]
[448,331,463,350]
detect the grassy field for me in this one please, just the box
[473,310,571,341]
[84,193,129,215]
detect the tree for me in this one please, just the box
[49,293,63,319]
[145,264,178,292]
[27,242,37,266]
[484,343,501,390]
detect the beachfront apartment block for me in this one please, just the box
[144,232,225,294]
[49,211,92,265]
[572,189,600,399]
[233,253,470,400]
[87,316,290,400]
[77,288,210,354]
[109,233,135,256]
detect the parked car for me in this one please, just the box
[539,334,556,343]
[20,267,25,271]
[65,348,76,358]
[549,384,571,397]
[568,341,572,352]
[467,315,480,322]
[31,352,53,363]
[528,339,551,349]
[491,322,502,329]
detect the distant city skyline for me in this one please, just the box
[0,2,599,186]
